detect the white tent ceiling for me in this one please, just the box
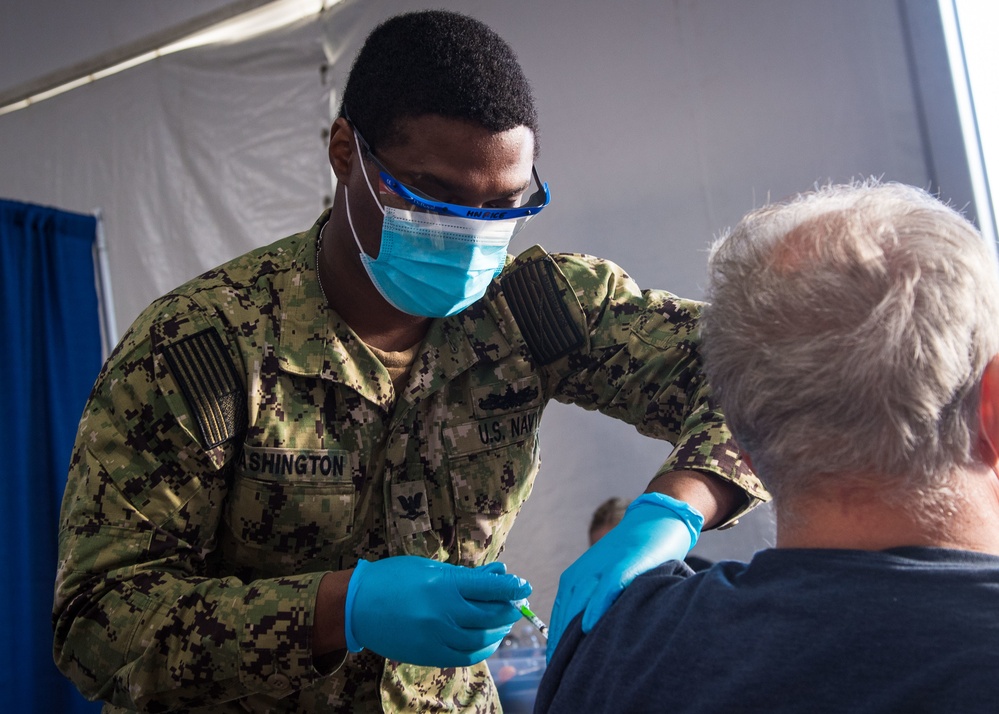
[0,0,252,98]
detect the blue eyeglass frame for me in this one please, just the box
[349,119,550,221]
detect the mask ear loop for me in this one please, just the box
[344,130,388,258]
[353,131,385,218]
[343,185,367,257]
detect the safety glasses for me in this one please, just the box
[350,120,550,221]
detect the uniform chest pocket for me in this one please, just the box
[442,408,541,516]
[225,446,356,557]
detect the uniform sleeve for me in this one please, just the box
[544,251,768,525]
[53,296,332,710]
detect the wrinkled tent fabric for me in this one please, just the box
[0,199,103,712]
[0,14,332,334]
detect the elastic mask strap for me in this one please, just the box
[353,131,385,218]
[343,186,369,257]
[344,129,388,259]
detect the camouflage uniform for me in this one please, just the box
[54,212,767,712]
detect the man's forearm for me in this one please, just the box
[312,569,353,655]
[646,469,744,530]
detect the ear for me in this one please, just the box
[978,355,999,466]
[328,116,357,183]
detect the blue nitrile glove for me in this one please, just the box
[344,556,532,667]
[546,492,704,662]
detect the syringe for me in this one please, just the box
[516,600,549,640]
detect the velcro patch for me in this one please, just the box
[163,328,245,448]
[501,256,585,365]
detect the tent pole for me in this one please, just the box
[92,209,118,357]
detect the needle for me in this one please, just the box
[516,600,549,640]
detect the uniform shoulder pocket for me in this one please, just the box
[632,293,702,349]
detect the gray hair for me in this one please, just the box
[701,181,999,515]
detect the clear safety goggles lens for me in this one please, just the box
[375,164,550,221]
[351,121,550,221]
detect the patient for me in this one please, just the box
[535,181,999,713]
[588,497,626,545]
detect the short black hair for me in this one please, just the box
[340,10,539,155]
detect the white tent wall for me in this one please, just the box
[0,17,332,326]
[0,0,973,623]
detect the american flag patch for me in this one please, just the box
[163,328,245,448]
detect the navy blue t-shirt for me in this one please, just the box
[535,547,999,713]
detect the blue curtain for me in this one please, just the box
[0,199,104,712]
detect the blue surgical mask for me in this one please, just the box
[344,132,539,318]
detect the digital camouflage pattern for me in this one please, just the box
[54,212,768,712]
